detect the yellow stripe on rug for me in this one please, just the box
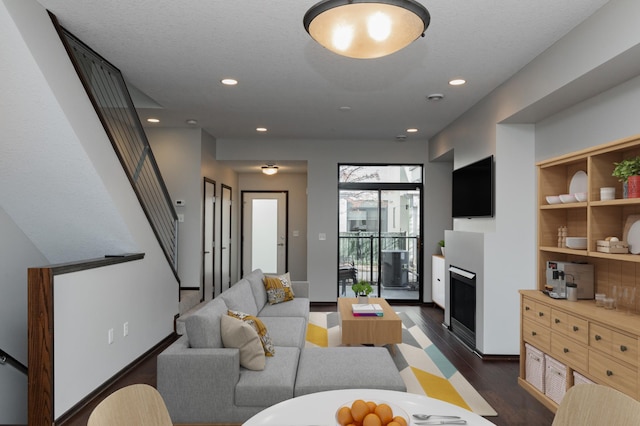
[411,366,471,411]
[306,322,328,347]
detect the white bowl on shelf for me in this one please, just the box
[566,237,587,249]
[546,195,562,205]
[559,194,577,203]
[574,192,587,202]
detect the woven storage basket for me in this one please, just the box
[573,371,595,386]
[525,343,545,392]
[544,354,567,404]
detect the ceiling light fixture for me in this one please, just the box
[449,78,466,86]
[406,128,418,133]
[147,118,160,123]
[303,0,430,59]
[262,164,279,175]
[256,127,268,132]
[221,78,238,86]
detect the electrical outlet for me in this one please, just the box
[108,328,114,345]
[123,322,129,337]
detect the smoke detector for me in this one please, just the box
[427,93,444,101]
[395,135,407,142]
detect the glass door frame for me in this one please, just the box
[338,181,424,302]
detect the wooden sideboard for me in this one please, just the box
[520,134,640,411]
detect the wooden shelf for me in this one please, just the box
[523,134,640,408]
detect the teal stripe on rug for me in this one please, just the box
[425,344,457,379]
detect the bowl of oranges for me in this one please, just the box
[336,399,408,426]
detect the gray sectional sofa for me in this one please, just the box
[157,269,405,424]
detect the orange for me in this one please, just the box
[366,401,378,413]
[336,406,354,426]
[392,416,408,426]
[351,399,370,423]
[362,413,382,426]
[387,422,402,426]
[374,403,393,425]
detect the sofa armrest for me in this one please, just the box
[292,280,309,298]
[157,336,240,423]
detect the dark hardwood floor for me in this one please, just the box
[61,304,554,426]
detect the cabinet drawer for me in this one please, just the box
[589,349,638,397]
[523,298,551,327]
[523,318,551,353]
[551,309,588,344]
[551,332,588,371]
[590,323,639,365]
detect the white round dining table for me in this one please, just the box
[243,388,496,425]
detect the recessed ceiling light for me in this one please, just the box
[407,128,418,133]
[339,106,352,111]
[426,93,444,101]
[186,119,198,125]
[147,118,160,123]
[221,78,238,86]
[256,127,267,132]
[449,78,466,86]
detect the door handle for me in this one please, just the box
[204,251,211,254]
[277,243,284,246]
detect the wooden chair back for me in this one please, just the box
[552,384,640,426]
[87,383,173,426]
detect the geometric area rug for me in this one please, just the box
[305,311,498,417]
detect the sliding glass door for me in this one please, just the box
[338,165,422,301]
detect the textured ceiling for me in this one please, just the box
[36,0,610,143]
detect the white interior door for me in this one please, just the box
[203,178,215,300]
[220,184,232,292]
[242,192,287,275]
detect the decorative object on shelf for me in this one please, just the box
[438,239,445,256]
[623,215,640,254]
[303,0,431,59]
[557,226,567,248]
[546,195,562,204]
[569,170,588,194]
[596,237,629,253]
[351,279,373,303]
[612,156,640,198]
[565,237,587,249]
[600,186,615,200]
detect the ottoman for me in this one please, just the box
[294,347,406,396]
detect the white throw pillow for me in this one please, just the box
[220,314,265,370]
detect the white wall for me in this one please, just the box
[1,1,180,420]
[216,138,450,303]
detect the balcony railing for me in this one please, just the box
[0,347,28,376]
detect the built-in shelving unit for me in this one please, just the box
[519,134,640,412]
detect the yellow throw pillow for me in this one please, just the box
[227,310,275,356]
[263,272,295,305]
[220,315,265,370]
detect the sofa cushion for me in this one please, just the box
[184,297,228,348]
[235,346,300,407]
[259,316,307,348]
[221,279,259,316]
[244,269,268,311]
[228,310,275,357]
[263,272,295,305]
[220,315,265,370]
[258,297,310,321]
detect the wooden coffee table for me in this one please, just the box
[337,297,402,350]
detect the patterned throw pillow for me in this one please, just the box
[227,309,275,356]
[263,272,295,305]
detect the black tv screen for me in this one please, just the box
[452,155,494,218]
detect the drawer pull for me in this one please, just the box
[620,345,628,352]
[573,326,579,332]
[525,306,530,311]
[539,312,544,317]
[531,331,537,336]
[595,335,602,341]
[555,318,560,324]
[607,370,614,377]
[563,348,569,353]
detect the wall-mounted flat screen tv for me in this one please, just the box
[452,155,494,218]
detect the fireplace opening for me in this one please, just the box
[449,266,476,350]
